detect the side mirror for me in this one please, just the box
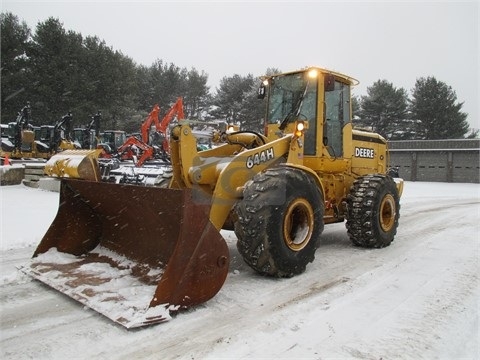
[257,83,266,99]
[218,121,228,133]
[324,74,335,92]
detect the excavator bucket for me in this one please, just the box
[22,179,229,328]
[44,149,103,181]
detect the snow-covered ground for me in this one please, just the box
[0,180,479,359]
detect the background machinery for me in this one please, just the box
[116,98,185,165]
[72,111,102,149]
[154,97,185,157]
[39,112,79,152]
[114,104,162,164]
[1,104,51,159]
[25,67,403,328]
[97,129,127,157]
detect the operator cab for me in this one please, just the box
[260,67,356,160]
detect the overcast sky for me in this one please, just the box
[2,0,479,130]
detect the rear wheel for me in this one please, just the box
[234,166,324,277]
[346,175,400,248]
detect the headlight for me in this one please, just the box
[307,69,318,79]
[294,121,305,138]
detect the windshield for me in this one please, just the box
[115,132,126,147]
[101,133,113,144]
[267,71,318,126]
[6,124,16,139]
[40,127,52,141]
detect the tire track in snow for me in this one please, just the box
[1,186,478,359]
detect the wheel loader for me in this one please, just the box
[0,104,52,159]
[23,67,403,328]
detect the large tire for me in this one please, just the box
[346,174,400,248]
[234,166,324,277]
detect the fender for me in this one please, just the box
[283,162,325,200]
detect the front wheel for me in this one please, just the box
[234,166,324,277]
[346,175,400,248]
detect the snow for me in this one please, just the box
[23,246,170,328]
[1,180,479,359]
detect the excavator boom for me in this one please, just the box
[141,104,161,143]
[157,98,185,134]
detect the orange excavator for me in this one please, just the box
[118,98,185,165]
[116,136,155,167]
[154,97,185,156]
[116,104,160,166]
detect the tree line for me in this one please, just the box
[354,79,476,139]
[1,12,476,139]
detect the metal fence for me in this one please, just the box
[388,139,480,183]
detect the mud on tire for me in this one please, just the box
[346,174,400,248]
[234,166,324,277]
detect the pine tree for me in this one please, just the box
[358,80,409,139]
[27,17,80,123]
[409,76,469,139]
[183,68,210,119]
[1,12,32,123]
[212,74,265,131]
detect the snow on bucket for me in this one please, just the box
[22,178,229,328]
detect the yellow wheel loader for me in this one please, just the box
[1,104,53,160]
[23,67,403,328]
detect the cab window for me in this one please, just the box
[324,80,350,157]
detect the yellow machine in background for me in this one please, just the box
[0,104,51,160]
[44,149,103,181]
[25,67,403,328]
[1,106,79,160]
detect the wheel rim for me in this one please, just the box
[283,198,314,251]
[379,194,396,232]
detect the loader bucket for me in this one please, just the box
[22,179,229,328]
[44,149,103,181]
